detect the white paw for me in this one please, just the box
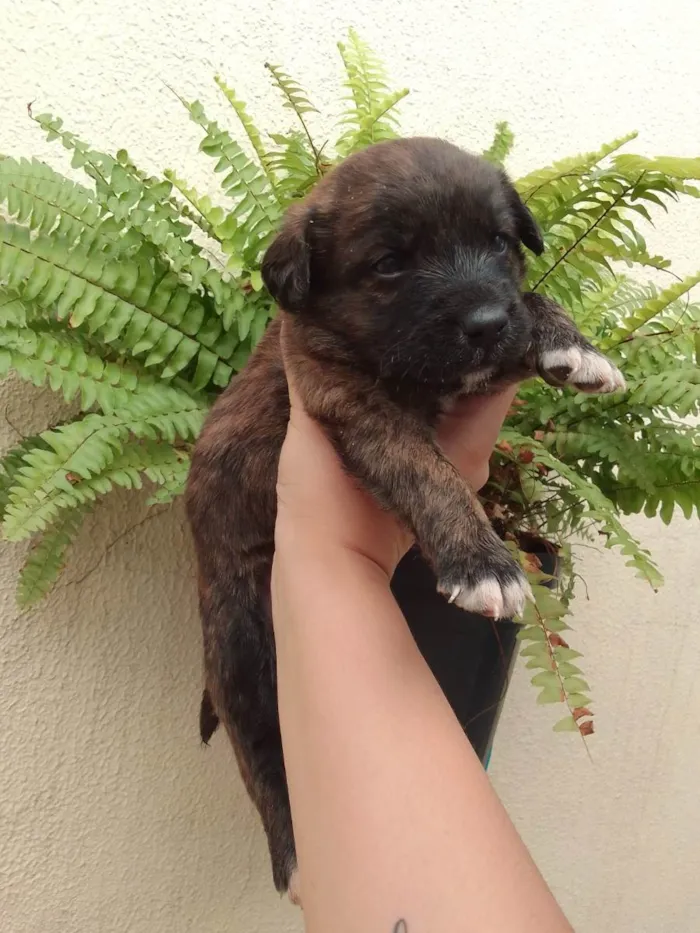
[287,870,302,908]
[444,575,533,620]
[540,347,626,394]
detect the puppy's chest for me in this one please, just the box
[383,360,527,427]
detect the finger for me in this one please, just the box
[442,385,518,431]
[437,386,519,482]
[279,319,312,425]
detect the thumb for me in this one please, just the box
[279,317,306,415]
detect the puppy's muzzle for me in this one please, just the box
[461,302,510,348]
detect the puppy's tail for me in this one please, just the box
[199,687,220,745]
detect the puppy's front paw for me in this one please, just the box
[437,547,532,620]
[539,346,625,394]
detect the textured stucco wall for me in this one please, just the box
[1,1,699,931]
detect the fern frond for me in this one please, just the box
[0,220,234,390]
[336,88,409,155]
[337,28,390,118]
[527,172,694,308]
[0,156,114,247]
[264,63,318,117]
[613,153,700,183]
[336,29,406,156]
[510,545,594,735]
[145,449,191,504]
[501,429,663,589]
[11,437,187,603]
[17,506,87,606]
[626,366,700,416]
[178,96,281,269]
[32,112,117,193]
[483,122,514,166]
[33,113,241,316]
[215,75,280,194]
[162,170,224,238]
[265,131,322,205]
[621,481,700,524]
[0,314,165,410]
[2,396,204,540]
[264,62,321,171]
[608,429,700,521]
[602,272,700,348]
[517,132,638,202]
[0,433,50,521]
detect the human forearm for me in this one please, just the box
[272,541,573,933]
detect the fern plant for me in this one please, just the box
[2,29,699,737]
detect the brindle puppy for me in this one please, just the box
[185,137,624,903]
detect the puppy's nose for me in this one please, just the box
[462,304,509,346]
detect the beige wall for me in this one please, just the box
[1,1,699,930]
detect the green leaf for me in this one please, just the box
[531,670,559,688]
[563,676,591,694]
[556,661,583,677]
[553,644,582,662]
[532,587,568,618]
[553,715,580,733]
[566,693,592,709]
[516,624,547,642]
[537,684,564,705]
[520,642,551,658]
[525,657,552,670]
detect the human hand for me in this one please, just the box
[274,336,518,579]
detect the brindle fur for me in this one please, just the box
[185,138,619,897]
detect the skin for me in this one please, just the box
[271,332,574,933]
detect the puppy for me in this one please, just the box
[185,137,624,902]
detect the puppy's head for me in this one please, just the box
[262,137,543,390]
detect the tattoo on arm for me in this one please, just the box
[393,922,408,932]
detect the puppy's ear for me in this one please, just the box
[502,175,544,256]
[261,204,312,312]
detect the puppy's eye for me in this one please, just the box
[494,234,509,254]
[373,254,404,277]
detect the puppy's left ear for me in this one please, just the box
[261,203,312,312]
[502,175,544,256]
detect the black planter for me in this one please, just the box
[391,545,556,768]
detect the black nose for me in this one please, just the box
[461,304,509,346]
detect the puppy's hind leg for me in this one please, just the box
[203,585,298,903]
